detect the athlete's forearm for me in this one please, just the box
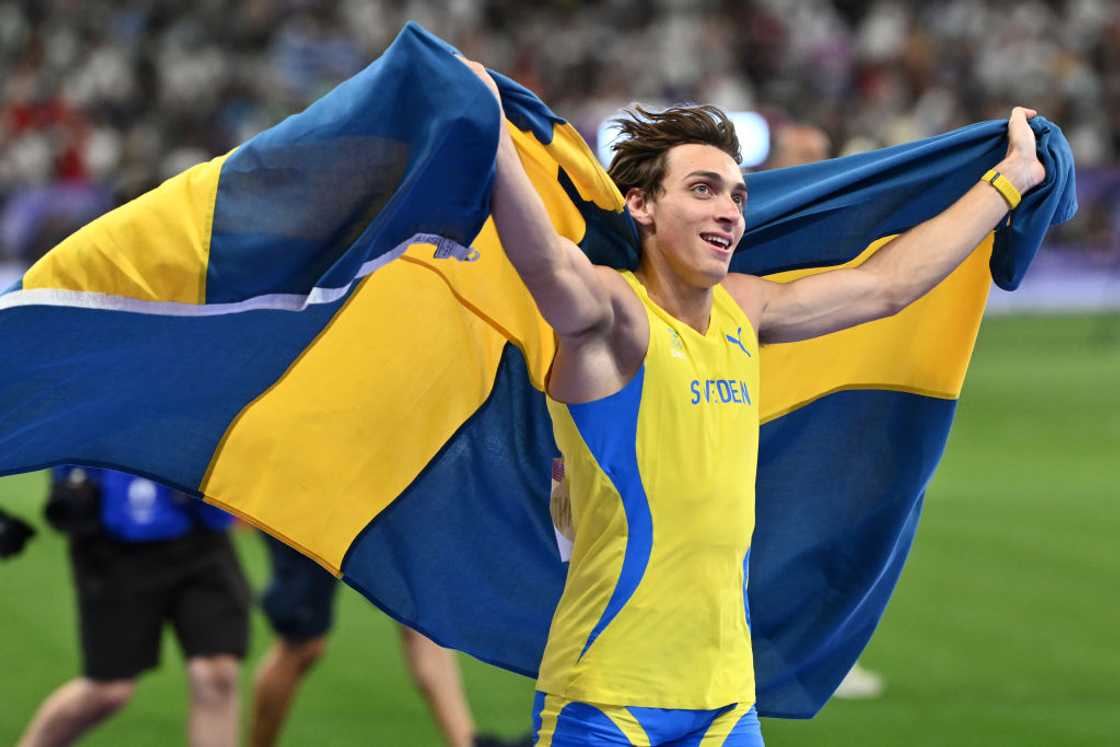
[860,109,1044,310]
[490,127,568,282]
[859,168,1021,309]
[458,55,611,337]
[456,55,568,281]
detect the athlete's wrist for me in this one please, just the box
[993,155,1043,196]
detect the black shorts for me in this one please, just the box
[69,530,250,681]
[260,533,339,641]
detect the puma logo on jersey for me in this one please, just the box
[725,327,752,356]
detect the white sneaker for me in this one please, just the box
[833,662,885,700]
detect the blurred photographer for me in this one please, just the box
[13,467,250,747]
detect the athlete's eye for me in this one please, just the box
[691,183,712,197]
[732,193,745,206]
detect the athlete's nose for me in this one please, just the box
[715,194,743,229]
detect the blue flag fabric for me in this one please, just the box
[0,23,1075,718]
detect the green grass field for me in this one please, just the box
[1,313,1117,746]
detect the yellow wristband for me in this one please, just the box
[981,169,1021,210]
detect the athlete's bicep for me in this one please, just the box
[518,237,615,339]
[757,267,894,343]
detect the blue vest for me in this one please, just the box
[52,466,233,542]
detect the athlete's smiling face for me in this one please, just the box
[628,143,747,288]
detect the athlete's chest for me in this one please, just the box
[641,313,758,419]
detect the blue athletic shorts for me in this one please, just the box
[532,691,764,746]
[260,532,339,641]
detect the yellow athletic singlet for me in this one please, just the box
[539,270,760,709]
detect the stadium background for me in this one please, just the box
[0,1,1115,745]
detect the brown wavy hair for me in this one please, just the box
[606,105,742,198]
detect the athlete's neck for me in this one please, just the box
[635,254,714,335]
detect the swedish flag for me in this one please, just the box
[0,23,1076,717]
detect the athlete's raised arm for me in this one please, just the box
[459,59,614,340]
[726,107,1046,344]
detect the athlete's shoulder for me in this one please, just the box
[720,272,767,335]
[591,265,636,296]
[589,265,646,338]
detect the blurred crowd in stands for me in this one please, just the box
[2,0,1117,265]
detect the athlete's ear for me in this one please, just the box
[626,187,655,229]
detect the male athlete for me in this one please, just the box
[462,60,1044,747]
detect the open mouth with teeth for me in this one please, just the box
[701,233,732,251]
